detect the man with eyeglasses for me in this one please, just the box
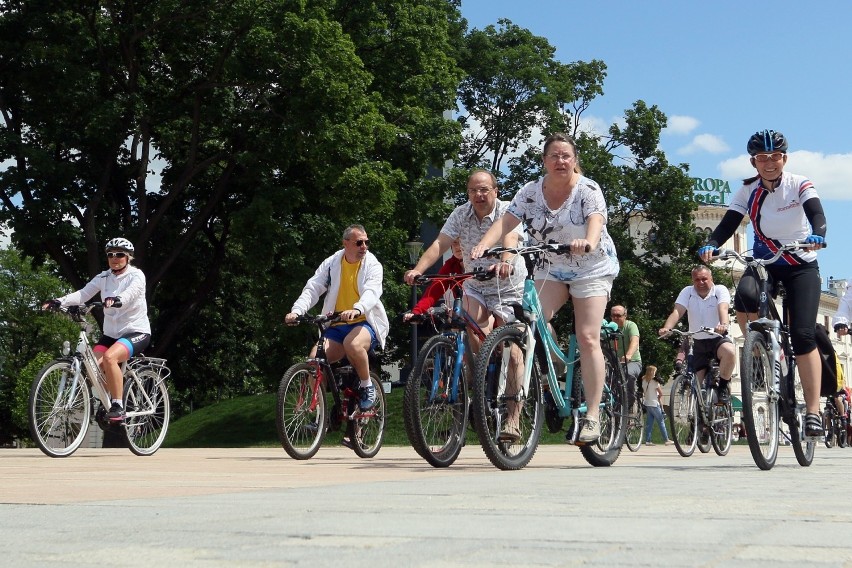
[610,305,642,407]
[43,237,151,424]
[404,168,527,442]
[286,224,389,411]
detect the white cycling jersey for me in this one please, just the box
[833,279,852,329]
[58,265,151,337]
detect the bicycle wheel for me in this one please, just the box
[574,345,626,466]
[123,367,170,456]
[784,364,814,467]
[838,418,848,448]
[667,375,697,457]
[624,396,645,452]
[28,359,92,458]
[472,324,543,471]
[823,411,835,449]
[740,331,779,470]
[403,335,467,467]
[276,362,326,460]
[710,401,733,456]
[697,394,712,454]
[347,372,386,458]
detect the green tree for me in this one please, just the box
[0,248,76,444]
[0,1,466,411]
[451,21,699,378]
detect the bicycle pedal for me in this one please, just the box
[803,435,823,444]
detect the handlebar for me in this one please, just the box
[484,242,591,259]
[714,241,826,266]
[412,268,495,287]
[289,312,343,326]
[660,327,727,340]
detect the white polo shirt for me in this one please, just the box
[674,284,730,340]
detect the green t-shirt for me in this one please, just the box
[620,320,641,363]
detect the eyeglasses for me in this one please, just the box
[349,239,370,247]
[546,153,575,162]
[753,152,785,163]
[610,313,626,318]
[106,252,128,259]
[467,186,494,195]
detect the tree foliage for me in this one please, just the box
[1,4,705,419]
[0,249,77,443]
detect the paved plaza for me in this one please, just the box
[2,444,851,566]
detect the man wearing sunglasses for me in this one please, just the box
[286,224,389,411]
[43,237,151,423]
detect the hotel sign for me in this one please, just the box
[692,177,731,205]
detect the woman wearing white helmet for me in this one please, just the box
[43,237,151,423]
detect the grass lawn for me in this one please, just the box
[164,386,575,448]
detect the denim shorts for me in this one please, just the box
[325,322,378,350]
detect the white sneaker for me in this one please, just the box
[578,418,600,442]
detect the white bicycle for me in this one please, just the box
[28,302,171,457]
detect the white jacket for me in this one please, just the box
[833,280,852,329]
[59,265,151,337]
[291,250,389,349]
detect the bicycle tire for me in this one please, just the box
[667,375,697,457]
[123,367,170,456]
[403,335,467,467]
[624,396,645,452]
[276,362,327,460]
[472,324,543,471]
[823,410,835,449]
[784,363,814,467]
[347,372,386,458]
[575,345,627,467]
[28,359,92,458]
[839,422,848,448]
[710,401,733,456]
[740,331,779,470]
[697,395,712,454]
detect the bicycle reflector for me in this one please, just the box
[62,341,71,356]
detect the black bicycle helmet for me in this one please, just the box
[747,130,788,155]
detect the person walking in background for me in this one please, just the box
[641,365,672,446]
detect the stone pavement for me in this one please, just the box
[2,444,852,567]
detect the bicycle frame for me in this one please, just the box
[413,272,489,407]
[488,245,620,420]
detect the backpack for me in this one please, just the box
[815,323,844,397]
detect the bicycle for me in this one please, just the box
[402,270,492,468]
[715,243,819,470]
[822,396,848,449]
[29,302,171,458]
[662,328,733,457]
[276,312,387,459]
[470,244,627,470]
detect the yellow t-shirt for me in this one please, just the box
[334,256,366,324]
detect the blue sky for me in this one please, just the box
[460,0,852,286]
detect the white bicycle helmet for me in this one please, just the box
[104,237,134,253]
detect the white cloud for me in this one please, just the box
[678,134,730,155]
[718,151,852,201]
[665,115,700,136]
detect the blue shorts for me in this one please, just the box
[325,322,378,351]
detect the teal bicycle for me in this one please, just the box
[471,244,628,470]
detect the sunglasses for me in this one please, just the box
[753,152,785,163]
[350,239,370,247]
[106,252,128,258]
